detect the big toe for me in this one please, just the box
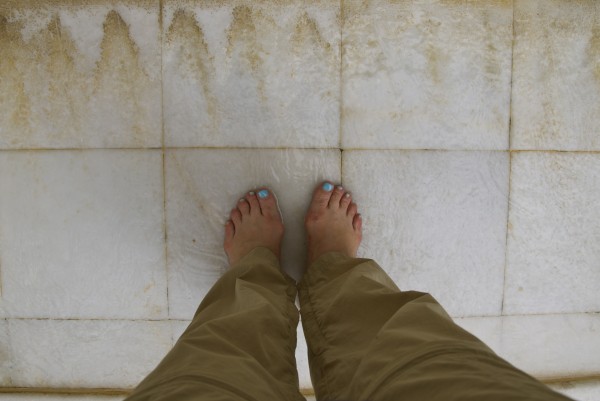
[310,181,335,211]
[256,188,281,220]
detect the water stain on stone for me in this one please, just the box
[422,18,445,84]
[292,12,332,54]
[226,5,266,100]
[166,9,218,129]
[35,15,83,140]
[482,10,502,80]
[95,10,148,145]
[0,14,32,142]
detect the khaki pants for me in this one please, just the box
[126,247,571,401]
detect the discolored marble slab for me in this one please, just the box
[512,0,600,150]
[162,0,341,148]
[342,0,513,150]
[0,1,161,149]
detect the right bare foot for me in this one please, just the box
[305,181,362,265]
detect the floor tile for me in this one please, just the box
[550,380,600,401]
[165,149,340,319]
[456,314,600,380]
[505,152,600,314]
[498,314,600,379]
[512,0,600,150]
[163,0,340,148]
[7,319,172,388]
[0,319,11,386]
[0,150,167,319]
[343,150,509,317]
[0,1,161,149]
[342,0,512,150]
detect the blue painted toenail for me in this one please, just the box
[322,183,333,191]
[258,189,269,199]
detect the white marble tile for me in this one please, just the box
[498,314,600,380]
[0,150,167,319]
[505,152,600,315]
[170,319,189,345]
[454,316,502,353]
[0,319,12,386]
[343,150,510,317]
[163,0,340,148]
[512,0,600,151]
[0,396,124,401]
[165,149,340,319]
[7,319,172,388]
[550,380,600,401]
[342,0,512,150]
[0,1,161,149]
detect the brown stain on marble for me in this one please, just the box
[422,18,445,84]
[292,11,332,53]
[166,9,218,129]
[95,10,147,145]
[0,15,32,142]
[226,5,266,100]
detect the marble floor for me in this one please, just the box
[1,0,600,400]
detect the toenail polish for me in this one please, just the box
[337,186,343,190]
[345,193,350,198]
[248,191,255,195]
[239,198,246,202]
[323,183,333,191]
[258,189,269,199]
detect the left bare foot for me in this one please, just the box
[223,188,284,266]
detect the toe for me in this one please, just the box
[245,191,261,215]
[310,181,335,210]
[347,202,358,217]
[224,220,235,243]
[256,188,281,220]
[237,198,250,215]
[353,213,362,231]
[230,208,242,225]
[340,191,352,208]
[328,185,345,208]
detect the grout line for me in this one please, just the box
[3,311,599,322]
[338,0,344,150]
[501,0,516,316]
[159,0,170,320]
[3,374,600,396]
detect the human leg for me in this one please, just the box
[299,182,571,401]
[125,189,305,401]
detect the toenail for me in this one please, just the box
[322,183,333,191]
[258,189,269,199]
[248,191,255,195]
[239,198,246,203]
[337,186,343,190]
[344,193,350,198]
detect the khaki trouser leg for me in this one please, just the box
[299,252,572,401]
[126,247,305,401]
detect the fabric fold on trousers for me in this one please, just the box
[298,251,573,401]
[125,247,305,401]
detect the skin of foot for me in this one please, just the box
[305,181,362,265]
[224,188,284,267]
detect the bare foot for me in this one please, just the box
[224,188,284,267]
[305,181,362,265]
